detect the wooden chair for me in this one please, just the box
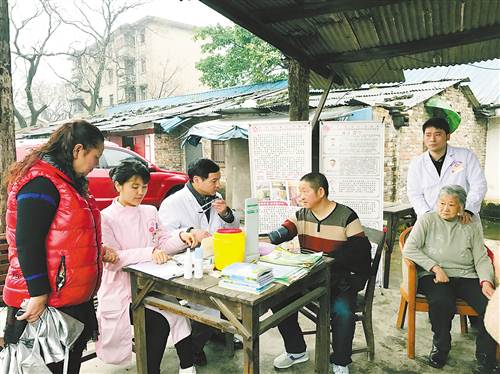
[300,226,386,361]
[396,226,479,359]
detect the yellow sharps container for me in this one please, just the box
[213,228,245,270]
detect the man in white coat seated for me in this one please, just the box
[159,158,240,366]
[407,117,487,225]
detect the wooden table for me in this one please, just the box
[383,203,416,288]
[124,258,332,374]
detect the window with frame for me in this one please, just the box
[139,85,147,100]
[107,69,113,84]
[211,140,225,165]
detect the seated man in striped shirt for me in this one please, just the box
[268,172,372,374]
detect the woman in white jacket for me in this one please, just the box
[97,159,197,374]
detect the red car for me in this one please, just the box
[15,139,188,210]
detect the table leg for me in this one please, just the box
[315,270,331,373]
[383,214,398,288]
[242,305,259,374]
[131,274,148,374]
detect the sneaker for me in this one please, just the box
[332,363,349,374]
[273,351,309,369]
[179,366,196,374]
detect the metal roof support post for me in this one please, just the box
[311,74,336,172]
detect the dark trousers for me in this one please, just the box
[130,307,194,374]
[4,303,96,374]
[191,320,216,353]
[46,337,87,374]
[272,288,357,367]
[418,275,497,360]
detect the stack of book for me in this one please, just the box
[259,247,324,268]
[258,247,324,285]
[257,262,309,286]
[219,262,274,294]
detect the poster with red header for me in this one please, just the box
[248,122,312,234]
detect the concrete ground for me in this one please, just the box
[79,237,500,374]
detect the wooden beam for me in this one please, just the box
[318,24,500,64]
[130,279,155,310]
[210,296,251,340]
[257,0,408,23]
[145,296,238,334]
[199,0,343,84]
[311,74,335,173]
[259,287,326,335]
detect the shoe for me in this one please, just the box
[233,336,243,350]
[179,366,197,374]
[332,363,349,374]
[428,344,448,369]
[475,353,498,374]
[273,351,309,369]
[193,350,207,366]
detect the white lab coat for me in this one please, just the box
[407,145,487,216]
[158,185,240,318]
[159,185,240,238]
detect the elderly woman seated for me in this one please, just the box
[404,185,497,372]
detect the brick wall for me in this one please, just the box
[154,128,184,171]
[376,85,487,203]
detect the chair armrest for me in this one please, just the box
[401,258,418,298]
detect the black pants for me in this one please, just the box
[272,287,357,367]
[130,307,194,374]
[191,320,216,353]
[46,337,87,374]
[4,302,97,374]
[418,275,497,360]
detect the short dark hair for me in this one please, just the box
[300,172,329,197]
[109,159,150,185]
[187,158,220,182]
[422,117,450,134]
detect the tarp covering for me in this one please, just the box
[182,120,249,146]
[154,116,189,134]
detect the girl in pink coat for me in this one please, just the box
[96,159,196,374]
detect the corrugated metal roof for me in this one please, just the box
[229,78,466,111]
[314,78,466,109]
[404,59,500,105]
[106,80,288,115]
[16,77,485,141]
[199,0,500,88]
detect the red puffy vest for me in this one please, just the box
[4,160,102,308]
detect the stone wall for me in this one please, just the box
[378,85,487,204]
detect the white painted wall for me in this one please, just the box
[485,116,500,203]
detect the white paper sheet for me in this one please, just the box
[127,261,184,280]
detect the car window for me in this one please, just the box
[101,148,138,168]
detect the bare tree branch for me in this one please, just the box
[47,0,149,115]
[10,0,60,127]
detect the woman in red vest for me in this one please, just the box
[3,119,116,374]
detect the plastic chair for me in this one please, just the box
[300,226,386,360]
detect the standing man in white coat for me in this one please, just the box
[407,117,487,224]
[159,158,240,366]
